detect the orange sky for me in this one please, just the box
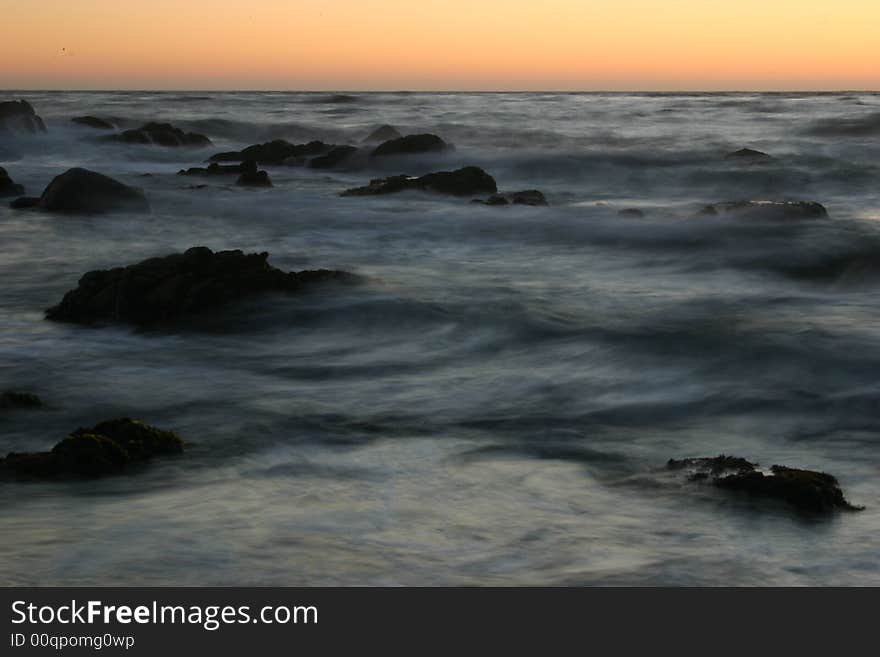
[1,0,878,90]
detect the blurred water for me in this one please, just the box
[1,91,879,585]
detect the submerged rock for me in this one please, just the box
[363,124,403,143]
[0,167,25,197]
[71,116,115,130]
[667,455,863,513]
[0,99,47,134]
[371,133,449,157]
[12,168,149,214]
[618,208,645,218]
[0,391,43,410]
[0,418,183,479]
[474,190,548,206]
[236,170,272,187]
[725,148,772,162]
[309,145,358,169]
[178,160,258,177]
[45,246,357,326]
[210,140,331,165]
[700,200,828,220]
[107,122,211,147]
[342,166,497,197]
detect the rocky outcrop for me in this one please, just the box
[363,125,403,143]
[236,170,272,187]
[700,200,828,220]
[474,190,548,206]
[308,145,358,169]
[725,148,772,162]
[72,116,115,130]
[667,455,863,513]
[210,140,330,165]
[45,246,357,326]
[107,122,211,147]
[0,391,43,410]
[0,418,183,479]
[0,100,46,134]
[342,166,497,197]
[371,133,449,157]
[12,168,149,214]
[0,167,25,197]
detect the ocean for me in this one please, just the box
[1,90,879,585]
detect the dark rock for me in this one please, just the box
[45,246,357,326]
[725,148,772,162]
[72,116,115,130]
[179,160,257,177]
[667,454,863,513]
[108,122,211,147]
[9,196,40,209]
[236,170,272,187]
[13,168,150,214]
[0,166,25,197]
[0,99,47,134]
[0,418,183,479]
[210,140,331,165]
[363,125,403,143]
[342,166,496,197]
[700,200,828,220]
[0,391,43,410]
[371,133,449,157]
[618,208,645,218]
[474,190,548,206]
[308,145,358,169]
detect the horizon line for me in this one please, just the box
[2,88,879,94]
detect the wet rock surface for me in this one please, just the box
[0,392,44,410]
[106,122,211,147]
[700,200,828,219]
[342,166,497,197]
[0,418,184,479]
[71,116,115,130]
[45,246,357,326]
[0,167,25,197]
[236,170,272,187]
[12,168,150,214]
[474,190,548,206]
[725,148,772,162]
[370,133,449,157]
[210,139,331,165]
[667,455,863,513]
[0,100,47,134]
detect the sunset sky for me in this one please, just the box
[2,0,878,90]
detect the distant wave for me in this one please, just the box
[803,111,880,136]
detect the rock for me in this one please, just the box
[725,148,772,162]
[0,391,43,410]
[9,197,40,209]
[107,122,211,147]
[700,200,828,220]
[0,418,183,479]
[371,133,449,157]
[210,140,331,165]
[0,99,47,134]
[45,246,357,326]
[618,208,645,218]
[12,168,150,214]
[308,145,358,169]
[342,166,497,197]
[72,116,115,130]
[473,190,548,206]
[179,160,257,177]
[0,167,25,197]
[667,455,863,513]
[363,125,403,143]
[236,170,272,187]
